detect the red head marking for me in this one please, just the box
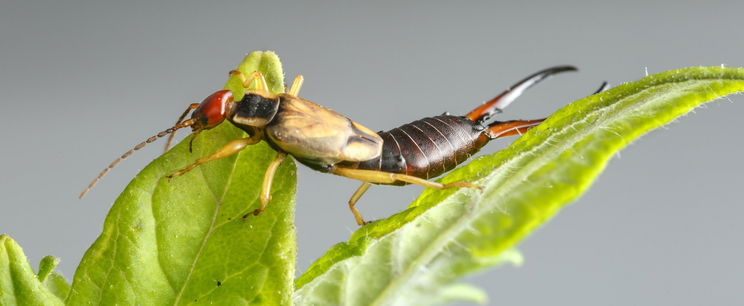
[192,90,233,131]
[79,89,235,199]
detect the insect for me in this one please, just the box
[81,66,593,225]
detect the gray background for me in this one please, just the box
[1,1,743,305]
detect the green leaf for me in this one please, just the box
[294,67,744,305]
[0,234,65,305]
[36,256,60,283]
[43,272,71,302]
[37,256,70,300]
[68,51,297,305]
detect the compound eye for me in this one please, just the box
[193,90,233,128]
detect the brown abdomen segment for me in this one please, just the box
[353,115,487,183]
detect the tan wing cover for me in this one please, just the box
[266,95,382,164]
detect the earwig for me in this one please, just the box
[81,66,602,226]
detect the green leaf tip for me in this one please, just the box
[1,234,66,305]
[36,256,60,282]
[67,51,297,305]
[36,255,70,300]
[294,67,744,305]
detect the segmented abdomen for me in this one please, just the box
[353,115,487,183]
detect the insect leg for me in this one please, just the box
[288,75,304,96]
[348,182,372,225]
[163,103,200,152]
[486,119,545,139]
[331,167,481,190]
[166,132,262,178]
[253,152,288,216]
[229,70,269,93]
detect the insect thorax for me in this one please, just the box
[229,92,280,128]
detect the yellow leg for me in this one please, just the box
[253,152,288,216]
[164,103,200,153]
[288,75,304,96]
[167,132,262,178]
[331,167,481,190]
[229,70,269,93]
[332,168,479,226]
[348,182,372,225]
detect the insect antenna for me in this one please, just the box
[466,66,577,124]
[164,103,200,152]
[79,119,196,199]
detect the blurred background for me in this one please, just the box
[1,1,742,304]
